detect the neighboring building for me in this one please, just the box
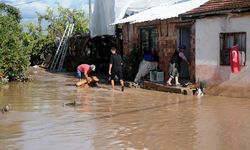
[181,0,250,86]
[114,0,208,81]
[90,0,177,37]
[89,0,182,74]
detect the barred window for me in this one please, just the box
[220,32,246,66]
[140,28,158,52]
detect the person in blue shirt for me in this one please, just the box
[134,48,159,83]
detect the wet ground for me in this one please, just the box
[1,67,250,150]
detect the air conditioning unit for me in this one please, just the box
[150,71,164,82]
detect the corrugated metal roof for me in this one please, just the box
[113,0,209,24]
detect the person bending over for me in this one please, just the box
[77,64,95,83]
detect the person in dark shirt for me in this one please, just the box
[166,45,190,86]
[108,47,124,91]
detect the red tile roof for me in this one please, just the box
[184,0,250,16]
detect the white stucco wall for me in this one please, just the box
[195,14,250,84]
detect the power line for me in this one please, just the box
[13,0,45,6]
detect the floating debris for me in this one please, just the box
[63,100,82,107]
[125,81,141,88]
[1,104,11,114]
[195,87,204,97]
[0,76,9,84]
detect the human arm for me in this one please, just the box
[109,55,113,75]
[109,64,112,75]
[179,52,190,65]
[84,71,92,83]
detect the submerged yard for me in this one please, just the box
[1,68,250,150]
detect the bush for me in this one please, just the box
[0,3,30,81]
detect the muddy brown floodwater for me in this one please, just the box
[1,68,250,150]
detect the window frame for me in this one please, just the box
[140,27,158,54]
[220,32,246,66]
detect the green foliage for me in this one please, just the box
[36,6,89,38]
[0,3,22,22]
[0,3,90,82]
[123,47,143,81]
[0,3,30,81]
[23,5,89,66]
[22,24,55,65]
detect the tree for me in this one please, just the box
[0,3,90,82]
[0,3,30,81]
[23,5,89,66]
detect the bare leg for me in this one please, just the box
[167,77,173,85]
[120,80,124,91]
[175,77,180,85]
[111,80,115,90]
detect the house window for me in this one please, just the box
[140,27,158,52]
[220,32,246,66]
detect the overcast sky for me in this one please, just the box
[1,0,94,23]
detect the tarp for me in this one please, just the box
[90,0,180,37]
[90,0,115,37]
[113,0,209,24]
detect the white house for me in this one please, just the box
[181,0,250,87]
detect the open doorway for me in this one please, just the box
[177,27,191,79]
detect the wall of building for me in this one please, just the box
[195,14,250,85]
[122,19,196,81]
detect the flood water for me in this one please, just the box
[1,68,250,150]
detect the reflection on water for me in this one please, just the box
[1,68,250,150]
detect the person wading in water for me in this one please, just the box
[108,47,125,91]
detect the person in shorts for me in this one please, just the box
[77,64,95,82]
[108,47,124,91]
[166,45,190,86]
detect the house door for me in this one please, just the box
[177,27,191,79]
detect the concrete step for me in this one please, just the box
[143,81,197,95]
